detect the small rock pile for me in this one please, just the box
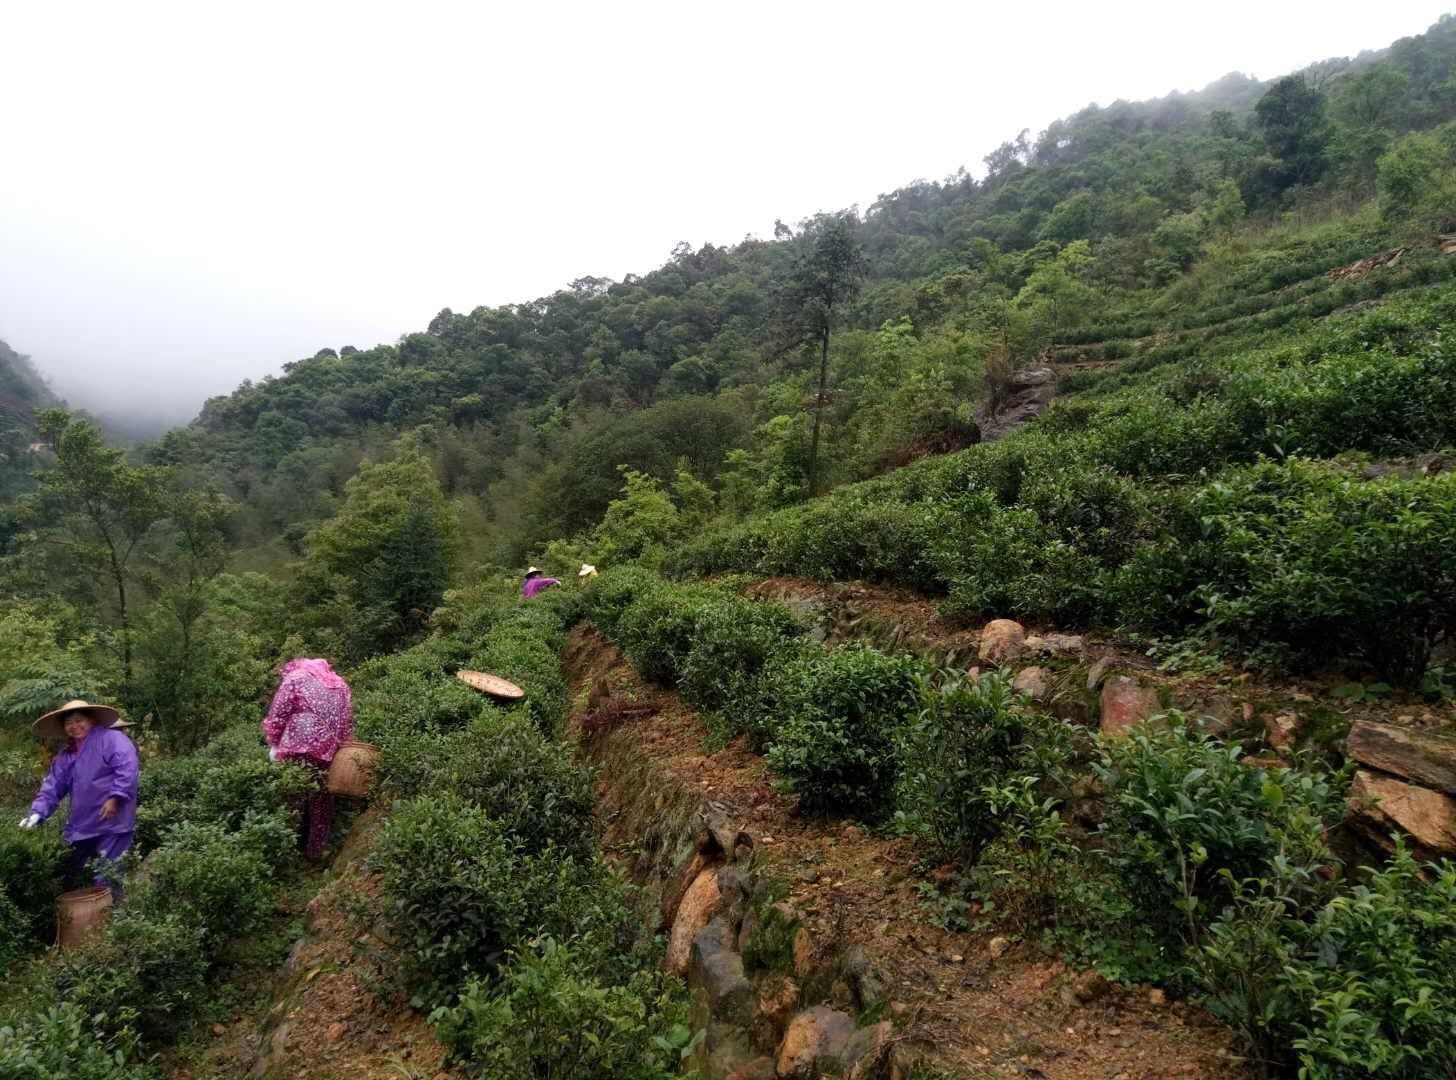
[1344,720,1456,858]
[663,807,898,1079]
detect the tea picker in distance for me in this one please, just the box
[18,700,139,902]
[578,563,598,583]
[262,658,354,860]
[522,565,560,599]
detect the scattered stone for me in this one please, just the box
[1100,676,1161,738]
[776,1006,857,1079]
[989,936,1010,960]
[1241,702,1255,723]
[1347,722,1456,795]
[1013,666,1052,701]
[1265,711,1301,751]
[1072,970,1111,1003]
[979,619,1028,665]
[842,824,864,841]
[212,1024,227,1038]
[755,974,801,1043]
[889,1001,910,1018]
[688,918,755,1028]
[667,868,722,975]
[949,953,965,964]
[662,849,711,930]
[1085,656,1113,693]
[1149,988,1167,1007]
[841,944,889,1013]
[1044,632,1085,655]
[326,1022,346,1042]
[831,979,856,1009]
[1347,770,1456,857]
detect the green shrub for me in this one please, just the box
[1095,716,1343,967]
[584,567,661,636]
[442,714,597,860]
[0,826,65,946]
[0,1004,148,1080]
[1282,846,1456,1078]
[895,672,1075,863]
[764,645,923,818]
[369,794,622,1000]
[612,583,709,688]
[0,893,29,973]
[677,598,802,715]
[432,936,690,1080]
[468,615,568,737]
[58,910,209,1047]
[133,815,286,945]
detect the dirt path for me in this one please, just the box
[563,625,1250,1080]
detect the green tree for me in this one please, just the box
[1254,76,1330,190]
[27,410,168,693]
[779,212,868,497]
[297,436,460,660]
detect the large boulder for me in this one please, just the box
[1347,770,1456,857]
[1347,722,1456,795]
[668,867,723,975]
[1099,676,1161,737]
[978,619,1027,665]
[776,1006,856,1079]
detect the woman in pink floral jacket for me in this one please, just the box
[262,658,354,859]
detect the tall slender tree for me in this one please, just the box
[779,212,868,498]
[28,410,168,692]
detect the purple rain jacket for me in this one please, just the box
[522,576,560,599]
[30,726,139,842]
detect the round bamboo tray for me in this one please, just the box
[456,670,525,700]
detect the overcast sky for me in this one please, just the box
[1,1,1449,429]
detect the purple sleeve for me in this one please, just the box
[30,752,74,821]
[103,734,140,803]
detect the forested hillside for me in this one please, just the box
[144,16,1456,565]
[5,14,1456,1080]
[0,339,62,503]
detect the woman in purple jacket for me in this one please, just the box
[17,699,139,899]
[521,566,560,599]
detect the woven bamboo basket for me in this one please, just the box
[56,886,112,950]
[326,740,380,797]
[456,670,525,700]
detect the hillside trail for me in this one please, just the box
[166,807,457,1080]
[566,574,1453,1079]
[566,624,1243,1080]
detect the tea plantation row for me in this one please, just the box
[669,288,1456,685]
[586,567,1456,1077]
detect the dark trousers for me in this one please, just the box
[64,831,132,902]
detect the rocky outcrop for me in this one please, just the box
[1099,675,1161,737]
[1346,770,1456,857]
[976,363,1056,442]
[1347,722,1456,795]
[669,868,725,975]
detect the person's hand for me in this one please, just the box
[268,747,280,763]
[99,798,119,822]
[17,813,39,830]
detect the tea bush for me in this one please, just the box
[369,793,625,999]
[433,936,690,1080]
[0,893,28,974]
[1095,716,1344,966]
[0,826,65,951]
[58,910,209,1046]
[467,613,569,737]
[763,645,922,818]
[613,581,713,687]
[0,1004,148,1080]
[895,671,1077,863]
[1282,846,1456,1078]
[133,814,290,946]
[439,714,597,860]
[676,597,803,714]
